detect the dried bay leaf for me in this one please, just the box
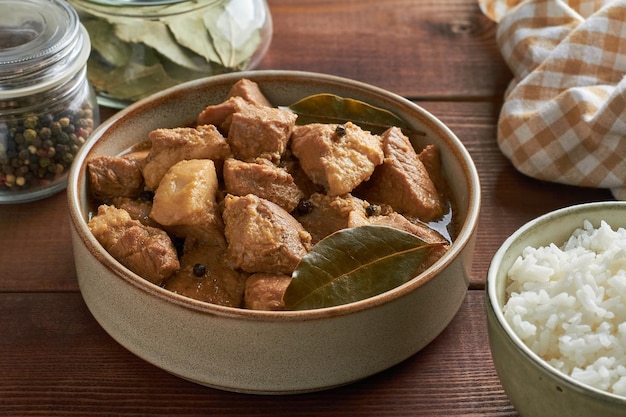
[160,54,227,82]
[203,0,263,69]
[163,13,221,65]
[283,225,442,310]
[88,60,179,102]
[84,19,132,67]
[286,93,422,135]
[114,21,206,72]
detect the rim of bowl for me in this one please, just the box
[68,69,481,321]
[487,201,626,404]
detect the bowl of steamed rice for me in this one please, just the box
[487,201,626,417]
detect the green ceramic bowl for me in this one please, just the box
[487,201,626,416]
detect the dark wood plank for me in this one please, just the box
[0,191,77,291]
[0,290,518,417]
[260,0,512,99]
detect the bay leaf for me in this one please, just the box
[114,20,206,72]
[88,60,179,101]
[283,225,441,310]
[286,93,422,135]
[160,53,227,82]
[162,13,222,65]
[84,19,132,67]
[202,0,263,69]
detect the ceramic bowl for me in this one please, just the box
[487,201,626,416]
[67,70,481,394]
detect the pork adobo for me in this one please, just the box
[86,78,454,311]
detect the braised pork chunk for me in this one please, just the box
[227,78,272,107]
[163,238,248,307]
[150,159,224,243]
[223,194,312,275]
[196,79,273,130]
[280,154,324,199]
[198,96,296,162]
[244,273,293,311]
[87,155,144,200]
[418,144,447,196]
[88,205,179,285]
[196,96,248,133]
[368,212,448,245]
[290,122,383,196]
[294,193,369,244]
[142,124,231,189]
[356,127,443,222]
[110,196,159,228]
[226,101,297,162]
[223,158,304,212]
[370,212,450,274]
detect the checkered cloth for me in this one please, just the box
[478,0,626,199]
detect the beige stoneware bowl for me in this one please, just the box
[67,70,480,394]
[487,201,626,416]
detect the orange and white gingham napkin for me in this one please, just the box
[478,0,626,199]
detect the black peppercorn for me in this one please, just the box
[139,190,155,202]
[335,124,347,137]
[296,199,313,215]
[193,263,207,277]
[366,204,381,217]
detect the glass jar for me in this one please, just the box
[0,0,100,204]
[68,0,273,108]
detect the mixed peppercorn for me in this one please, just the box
[0,102,95,190]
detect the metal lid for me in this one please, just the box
[0,0,90,97]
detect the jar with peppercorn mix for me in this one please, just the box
[0,0,100,203]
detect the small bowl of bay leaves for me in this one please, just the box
[67,70,481,394]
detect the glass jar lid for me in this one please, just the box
[0,0,90,98]
[70,0,222,18]
[84,0,189,5]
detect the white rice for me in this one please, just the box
[503,220,626,396]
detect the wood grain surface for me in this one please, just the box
[0,0,614,415]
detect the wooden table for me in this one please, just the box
[0,0,614,415]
